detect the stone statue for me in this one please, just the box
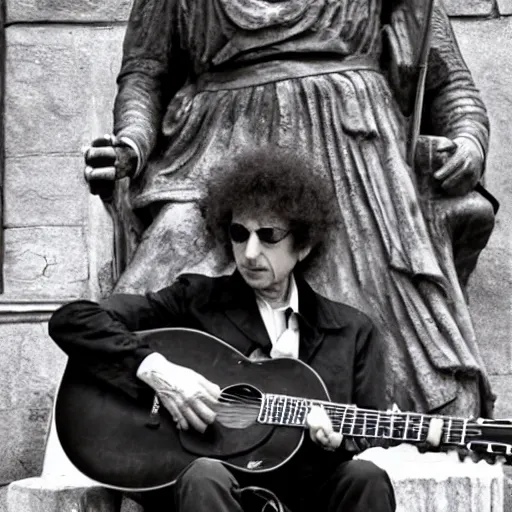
[84,0,498,419]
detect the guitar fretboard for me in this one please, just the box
[258,394,472,446]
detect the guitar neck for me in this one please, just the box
[258,394,472,447]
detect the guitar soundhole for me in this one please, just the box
[216,384,262,429]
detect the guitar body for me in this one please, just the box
[55,328,330,491]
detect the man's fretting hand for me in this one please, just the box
[307,405,343,451]
[137,353,221,433]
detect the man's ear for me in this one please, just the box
[298,245,312,262]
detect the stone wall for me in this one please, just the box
[0,0,511,501]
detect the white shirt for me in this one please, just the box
[255,276,300,359]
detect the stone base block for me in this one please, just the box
[7,445,504,512]
[6,477,143,512]
[358,444,504,512]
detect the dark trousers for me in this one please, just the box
[135,457,396,512]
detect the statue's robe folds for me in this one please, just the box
[111,0,494,417]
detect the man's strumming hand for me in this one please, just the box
[137,353,221,433]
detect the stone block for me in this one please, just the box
[452,18,512,375]
[4,156,87,227]
[7,477,119,512]
[6,0,133,24]
[5,25,124,159]
[359,445,504,512]
[0,323,65,411]
[0,323,66,484]
[489,375,512,419]
[444,0,494,17]
[2,227,88,300]
[0,409,48,483]
[497,0,512,15]
[504,466,512,512]
[1,486,7,512]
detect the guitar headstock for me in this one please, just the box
[465,418,512,464]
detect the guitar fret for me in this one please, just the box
[374,412,380,438]
[290,399,301,425]
[417,415,424,442]
[446,417,453,444]
[461,419,468,444]
[403,414,410,440]
[350,408,356,435]
[339,406,348,435]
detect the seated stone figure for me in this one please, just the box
[84,0,498,419]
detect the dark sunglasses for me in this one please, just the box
[229,223,291,245]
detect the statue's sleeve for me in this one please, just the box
[423,2,490,158]
[113,0,187,171]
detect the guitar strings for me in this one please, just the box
[216,392,480,437]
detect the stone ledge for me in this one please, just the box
[358,445,504,512]
[444,0,495,17]
[6,0,133,24]
[6,477,141,512]
[497,0,512,15]
[7,445,504,512]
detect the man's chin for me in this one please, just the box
[240,270,268,288]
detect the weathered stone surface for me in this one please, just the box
[0,323,64,411]
[4,156,87,227]
[497,0,512,15]
[0,323,66,483]
[452,18,512,383]
[6,0,133,24]
[0,487,8,512]
[16,446,505,512]
[359,445,504,512]
[7,478,119,512]
[2,227,88,300]
[489,375,512,419]
[444,0,495,17]
[7,477,143,512]
[5,25,124,158]
[0,409,48,483]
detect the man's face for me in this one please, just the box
[231,212,311,300]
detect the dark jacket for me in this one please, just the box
[49,272,386,412]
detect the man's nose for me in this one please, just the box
[244,232,262,259]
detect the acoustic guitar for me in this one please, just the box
[55,328,512,491]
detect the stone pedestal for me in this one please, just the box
[359,444,504,512]
[7,439,505,512]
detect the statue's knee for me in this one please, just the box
[176,458,235,492]
[445,192,496,239]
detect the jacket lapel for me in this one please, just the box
[296,276,346,363]
[218,272,272,353]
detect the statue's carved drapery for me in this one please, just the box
[96,0,497,418]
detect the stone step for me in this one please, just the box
[6,444,504,512]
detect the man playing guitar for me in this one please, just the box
[49,147,396,512]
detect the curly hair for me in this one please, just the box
[200,146,338,271]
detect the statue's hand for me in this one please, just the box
[84,135,138,194]
[433,136,484,197]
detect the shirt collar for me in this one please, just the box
[216,271,348,330]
